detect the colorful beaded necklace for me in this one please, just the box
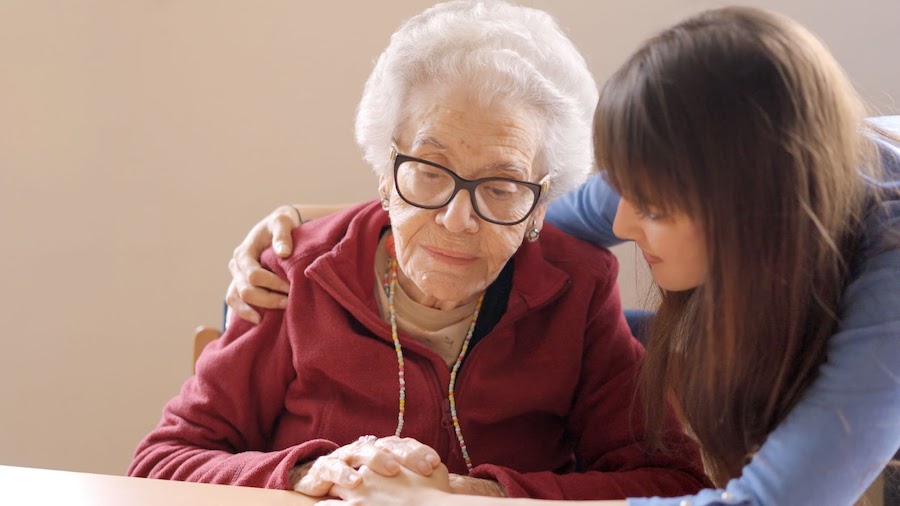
[382,234,484,472]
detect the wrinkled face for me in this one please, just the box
[381,85,547,309]
[612,197,708,291]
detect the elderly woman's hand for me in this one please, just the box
[290,435,442,497]
[319,463,452,506]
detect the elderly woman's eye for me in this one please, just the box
[413,164,446,181]
[482,182,518,199]
[402,165,449,192]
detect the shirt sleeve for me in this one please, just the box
[628,126,900,506]
[127,261,340,489]
[545,174,624,248]
[471,255,711,499]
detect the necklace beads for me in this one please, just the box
[385,241,483,472]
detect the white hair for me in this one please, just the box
[355,0,598,201]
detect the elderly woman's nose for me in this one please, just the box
[438,190,479,233]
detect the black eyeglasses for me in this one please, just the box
[391,148,549,226]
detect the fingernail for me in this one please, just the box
[250,314,260,324]
[346,473,361,485]
[278,298,288,309]
[275,243,289,255]
[418,460,432,474]
[385,460,400,473]
[425,453,439,465]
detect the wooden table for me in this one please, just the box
[0,465,319,505]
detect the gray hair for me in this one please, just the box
[355,0,598,201]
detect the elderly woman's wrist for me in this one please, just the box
[448,474,507,497]
[480,479,507,497]
[288,460,314,488]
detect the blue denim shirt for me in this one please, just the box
[546,117,900,506]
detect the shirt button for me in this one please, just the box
[721,492,732,501]
[679,501,691,506]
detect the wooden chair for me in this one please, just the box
[193,326,222,372]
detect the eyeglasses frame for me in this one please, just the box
[390,147,549,226]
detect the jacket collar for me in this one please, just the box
[306,200,571,337]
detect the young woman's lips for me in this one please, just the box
[641,249,662,265]
[424,246,478,266]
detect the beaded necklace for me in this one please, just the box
[382,235,484,472]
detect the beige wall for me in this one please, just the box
[1,0,897,476]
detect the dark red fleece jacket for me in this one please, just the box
[128,201,709,499]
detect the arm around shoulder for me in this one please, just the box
[545,174,623,247]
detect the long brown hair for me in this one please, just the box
[594,7,886,484]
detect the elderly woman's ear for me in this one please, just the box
[525,205,547,243]
[378,176,392,210]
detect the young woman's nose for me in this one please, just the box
[612,198,640,241]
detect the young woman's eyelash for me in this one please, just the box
[635,206,661,220]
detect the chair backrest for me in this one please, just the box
[193,326,222,373]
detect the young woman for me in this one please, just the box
[226,6,900,506]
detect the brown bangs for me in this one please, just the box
[593,49,698,217]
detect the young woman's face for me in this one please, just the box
[612,197,708,291]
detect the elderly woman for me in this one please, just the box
[128,0,707,500]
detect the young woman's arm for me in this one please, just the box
[225,177,623,322]
[543,174,623,247]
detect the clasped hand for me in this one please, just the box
[291,435,443,497]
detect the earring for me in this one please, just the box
[525,224,540,243]
[381,195,390,210]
